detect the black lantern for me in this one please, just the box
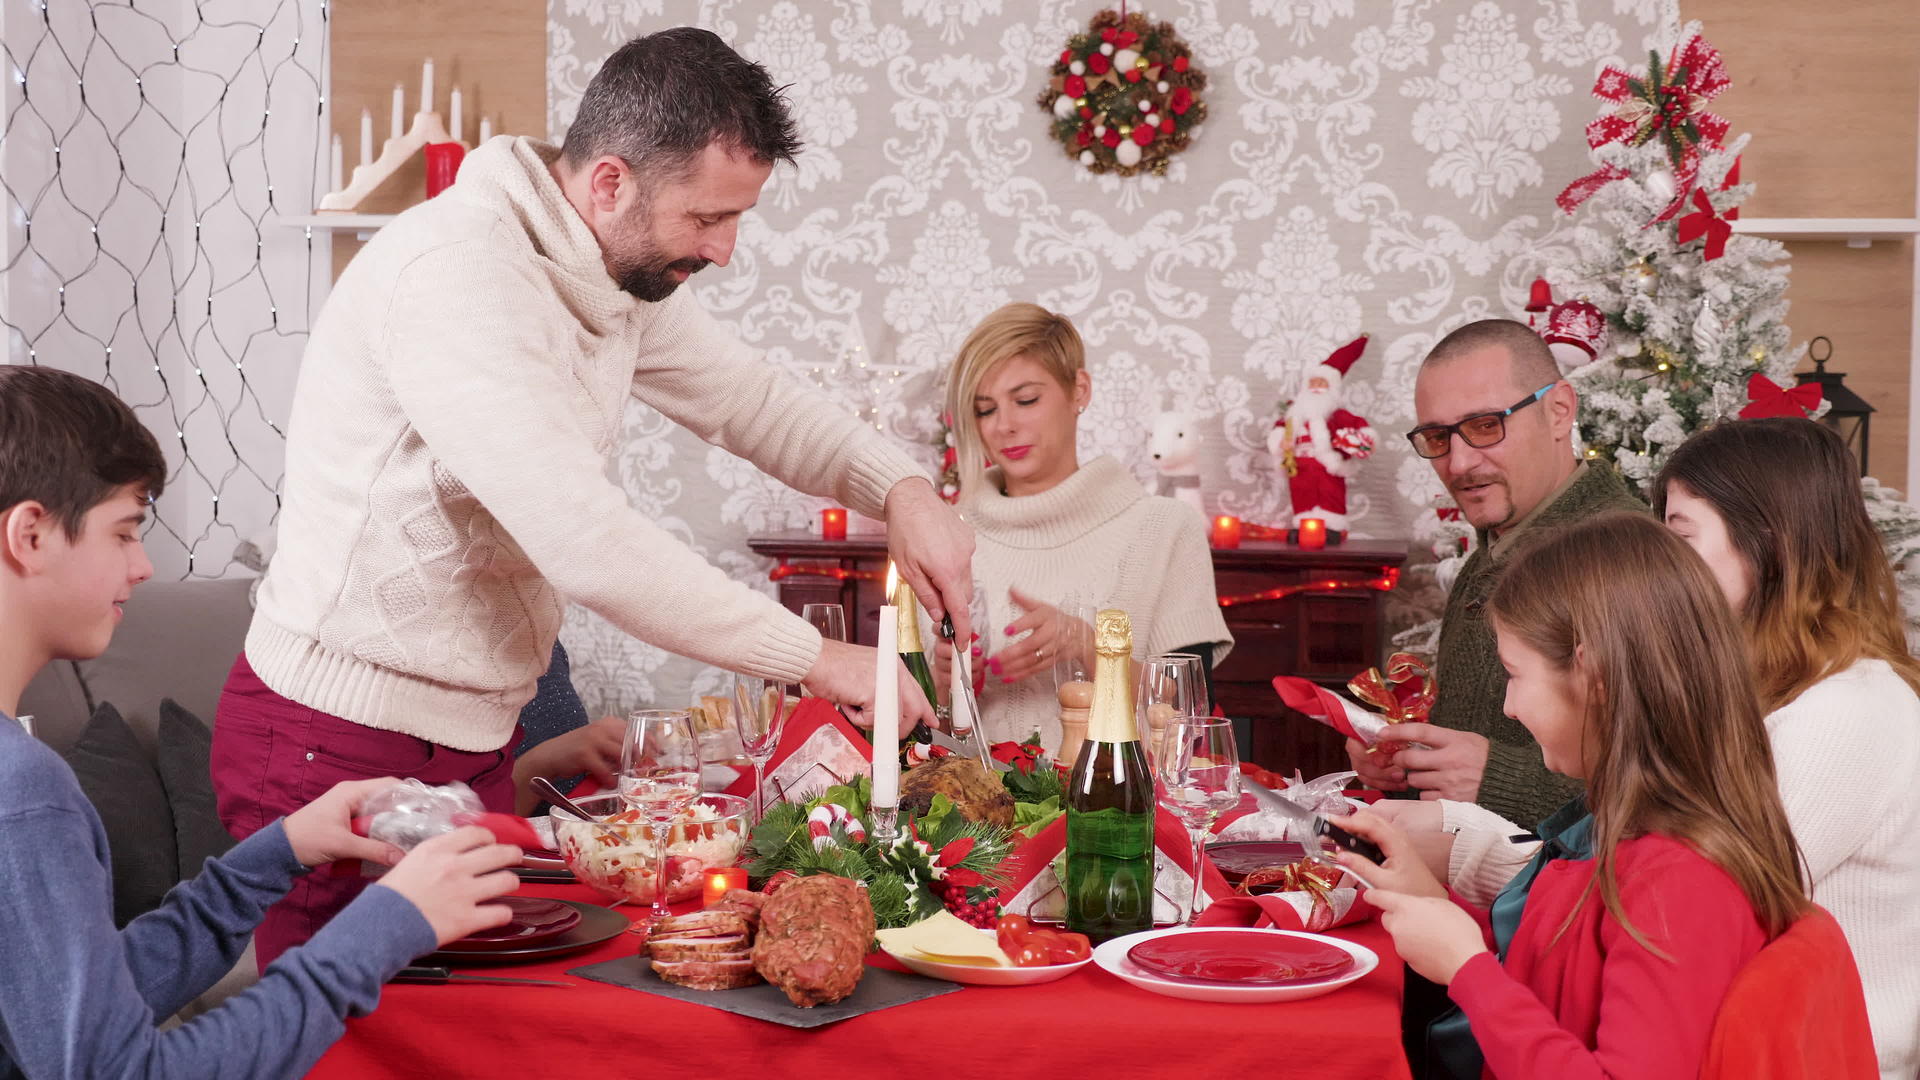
[1797,336,1874,476]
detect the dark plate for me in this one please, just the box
[1127,930,1355,986]
[423,900,630,966]
[439,897,582,951]
[1205,840,1310,884]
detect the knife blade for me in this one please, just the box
[1240,774,1295,813]
[1258,796,1382,889]
[393,966,573,987]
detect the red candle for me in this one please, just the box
[1298,518,1327,550]
[423,142,465,197]
[703,866,749,907]
[1209,514,1242,549]
[820,507,848,540]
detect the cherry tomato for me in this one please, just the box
[1014,942,1053,968]
[1047,931,1092,964]
[995,913,1031,939]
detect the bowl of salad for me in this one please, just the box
[552,792,750,905]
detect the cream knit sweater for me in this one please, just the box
[1442,658,1920,1080]
[964,456,1232,751]
[249,137,923,752]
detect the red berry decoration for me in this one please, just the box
[1037,8,1207,177]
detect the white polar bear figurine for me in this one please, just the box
[1149,410,1207,517]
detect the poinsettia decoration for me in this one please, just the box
[1037,8,1207,177]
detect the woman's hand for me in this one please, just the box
[1327,808,1448,900]
[1367,889,1489,985]
[513,717,626,814]
[986,587,1089,686]
[1364,800,1456,885]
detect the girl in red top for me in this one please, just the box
[1337,512,1811,1080]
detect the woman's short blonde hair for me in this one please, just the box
[944,302,1084,503]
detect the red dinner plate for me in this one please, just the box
[1127,930,1355,985]
[1204,841,1310,884]
[440,897,583,952]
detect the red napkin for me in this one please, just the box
[1196,890,1375,934]
[452,811,543,850]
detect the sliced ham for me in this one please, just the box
[647,934,750,961]
[651,955,761,990]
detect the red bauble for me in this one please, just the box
[1060,49,1073,64]
[1125,69,1142,83]
[1173,55,1190,72]
[1159,117,1175,134]
[1100,27,1116,43]
[1078,105,1093,118]
[1117,30,1138,47]
[1170,85,1194,115]
[1077,126,1092,147]
[1088,52,1111,75]
[1064,74,1086,97]
[1132,123,1155,146]
[1102,128,1122,148]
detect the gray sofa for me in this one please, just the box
[19,575,261,1016]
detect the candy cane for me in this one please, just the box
[807,803,866,850]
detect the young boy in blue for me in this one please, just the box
[0,365,522,1079]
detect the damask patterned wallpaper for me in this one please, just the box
[547,0,1676,715]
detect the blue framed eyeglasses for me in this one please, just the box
[1404,382,1558,460]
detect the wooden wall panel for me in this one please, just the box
[326,0,547,276]
[1687,0,1919,489]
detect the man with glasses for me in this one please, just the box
[1346,318,1642,827]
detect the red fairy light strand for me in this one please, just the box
[1217,567,1401,609]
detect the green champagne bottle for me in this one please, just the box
[893,579,938,767]
[1065,609,1155,943]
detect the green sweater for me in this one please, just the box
[1431,462,1646,828]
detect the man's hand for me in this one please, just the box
[802,637,935,736]
[884,477,975,649]
[1389,722,1490,802]
[282,778,411,869]
[1345,737,1407,791]
[513,716,625,814]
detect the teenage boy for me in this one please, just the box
[0,365,520,1078]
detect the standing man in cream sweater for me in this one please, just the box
[213,28,971,962]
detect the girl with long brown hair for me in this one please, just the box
[1656,418,1920,1080]
[1336,512,1812,1078]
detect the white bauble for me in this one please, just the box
[1691,298,1722,362]
[1115,48,1140,70]
[1069,60,1086,75]
[1115,140,1142,167]
[1157,80,1170,92]
[1138,98,1152,112]
[1093,123,1107,137]
[1622,260,1658,295]
[1079,149,1095,166]
[1053,93,1077,119]
[1645,168,1676,202]
[1144,113,1160,128]
[1100,42,1114,56]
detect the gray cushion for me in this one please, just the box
[17,660,92,756]
[73,576,255,751]
[63,703,177,927]
[157,700,236,880]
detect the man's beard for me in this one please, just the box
[613,247,711,302]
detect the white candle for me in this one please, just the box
[478,115,493,143]
[390,84,404,139]
[358,108,372,166]
[949,639,972,735]
[329,133,343,191]
[449,87,461,144]
[871,564,900,806]
[420,59,433,117]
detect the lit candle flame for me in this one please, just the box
[885,560,898,601]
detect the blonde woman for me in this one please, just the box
[932,302,1230,752]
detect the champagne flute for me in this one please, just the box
[801,603,847,643]
[1156,716,1242,925]
[731,674,789,822]
[1138,652,1207,766]
[618,709,701,923]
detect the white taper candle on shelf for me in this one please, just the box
[478,115,492,143]
[358,108,373,166]
[420,59,433,116]
[871,562,901,807]
[449,87,461,144]
[390,84,404,138]
[329,134,343,191]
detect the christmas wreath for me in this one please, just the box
[1037,8,1207,177]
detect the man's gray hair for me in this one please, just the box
[560,27,801,182]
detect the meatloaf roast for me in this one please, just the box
[750,875,873,1007]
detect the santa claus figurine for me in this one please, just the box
[1267,334,1376,540]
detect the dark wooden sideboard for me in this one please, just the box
[745,532,1410,778]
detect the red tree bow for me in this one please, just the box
[1557,34,1731,220]
[1676,188,1733,260]
[1738,373,1822,419]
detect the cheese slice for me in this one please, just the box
[876,911,1012,967]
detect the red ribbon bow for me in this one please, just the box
[1676,188,1732,260]
[1557,34,1731,220]
[1738,374,1822,420]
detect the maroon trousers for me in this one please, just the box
[211,653,516,966]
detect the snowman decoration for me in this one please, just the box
[1267,335,1377,538]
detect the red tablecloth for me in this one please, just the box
[309,882,1411,1079]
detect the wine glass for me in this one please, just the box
[801,603,847,643]
[618,709,701,923]
[1156,716,1242,925]
[1138,652,1207,765]
[731,674,789,822]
